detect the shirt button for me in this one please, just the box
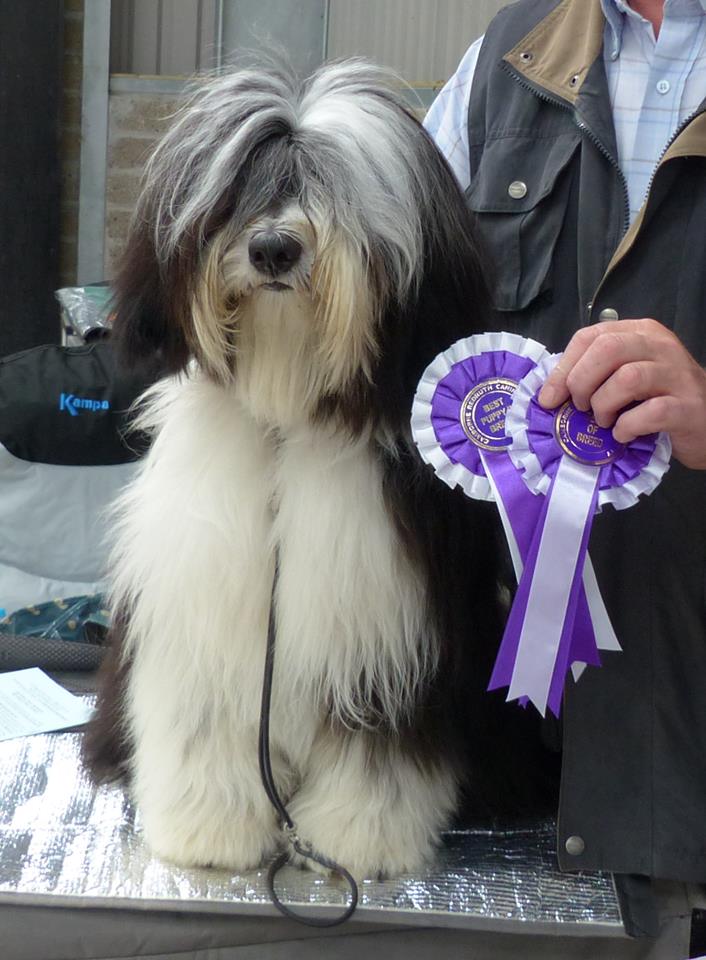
[508,180,528,199]
[656,79,671,95]
[599,307,619,321]
[565,835,586,856]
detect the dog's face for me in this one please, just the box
[221,202,316,300]
[114,59,485,430]
[194,194,379,419]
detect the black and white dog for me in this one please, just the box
[85,60,555,878]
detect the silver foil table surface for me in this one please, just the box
[0,726,624,935]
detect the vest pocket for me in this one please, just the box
[467,133,580,312]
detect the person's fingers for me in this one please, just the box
[538,326,608,409]
[528,317,706,468]
[612,395,683,444]
[537,319,673,409]
[587,360,677,428]
[563,332,662,411]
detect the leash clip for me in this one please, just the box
[283,822,312,855]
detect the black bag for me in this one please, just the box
[0,340,153,629]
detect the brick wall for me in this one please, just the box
[60,0,84,287]
[105,92,182,277]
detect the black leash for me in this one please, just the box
[257,561,359,926]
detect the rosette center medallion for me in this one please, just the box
[460,377,517,452]
[554,402,624,466]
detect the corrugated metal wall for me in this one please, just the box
[110,0,508,82]
[327,0,506,82]
[110,0,218,75]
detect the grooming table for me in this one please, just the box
[1,694,672,960]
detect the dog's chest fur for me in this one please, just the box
[119,371,428,749]
[234,292,325,429]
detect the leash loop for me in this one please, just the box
[266,837,359,928]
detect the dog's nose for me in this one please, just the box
[248,232,302,277]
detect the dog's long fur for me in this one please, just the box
[85,59,557,878]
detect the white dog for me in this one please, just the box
[85,60,554,880]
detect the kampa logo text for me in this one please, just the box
[59,393,110,417]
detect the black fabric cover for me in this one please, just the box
[0,342,152,466]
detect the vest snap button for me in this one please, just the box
[565,835,585,856]
[520,51,534,63]
[599,307,620,321]
[508,180,528,200]
[569,74,580,87]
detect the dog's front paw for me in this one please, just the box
[141,806,281,872]
[287,801,437,880]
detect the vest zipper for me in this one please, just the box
[575,118,630,237]
[644,107,703,202]
[500,61,631,237]
[588,106,705,314]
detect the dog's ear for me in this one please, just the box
[373,121,493,429]
[417,125,492,339]
[110,215,193,378]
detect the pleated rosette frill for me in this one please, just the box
[411,331,548,504]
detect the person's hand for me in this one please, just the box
[537,318,706,469]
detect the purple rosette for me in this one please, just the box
[411,333,548,505]
[492,355,672,717]
[411,333,549,588]
[412,334,624,715]
[428,350,537,473]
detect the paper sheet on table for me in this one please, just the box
[0,668,93,740]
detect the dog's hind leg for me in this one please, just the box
[287,725,459,879]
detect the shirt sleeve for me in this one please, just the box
[423,36,483,193]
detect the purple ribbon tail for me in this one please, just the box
[491,461,601,716]
[485,455,601,713]
[483,453,542,565]
[488,484,551,695]
[482,453,541,694]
